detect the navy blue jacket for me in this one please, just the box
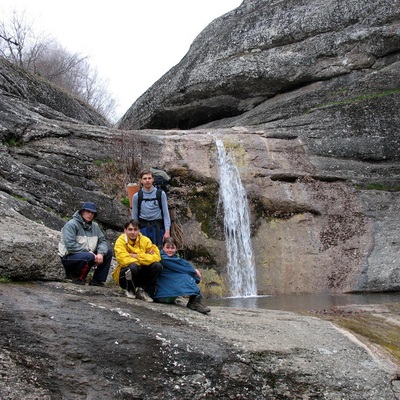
[154,250,201,299]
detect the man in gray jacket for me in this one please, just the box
[58,202,112,286]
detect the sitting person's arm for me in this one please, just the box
[62,222,87,254]
[134,241,161,265]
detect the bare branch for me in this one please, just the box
[0,9,117,122]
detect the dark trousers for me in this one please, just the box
[139,219,165,248]
[62,248,113,282]
[119,262,162,296]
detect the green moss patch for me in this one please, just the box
[314,304,400,363]
[308,88,400,113]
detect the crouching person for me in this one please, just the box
[58,202,112,286]
[154,237,210,314]
[113,219,162,302]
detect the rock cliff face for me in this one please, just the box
[118,0,400,132]
[117,0,400,294]
[1,0,400,295]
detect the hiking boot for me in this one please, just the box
[125,289,135,299]
[187,295,210,314]
[135,287,153,303]
[89,280,104,287]
[65,272,73,280]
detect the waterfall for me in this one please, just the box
[215,138,257,297]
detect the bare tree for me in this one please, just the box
[0,10,117,122]
[0,11,50,70]
[32,41,86,83]
[78,65,118,121]
[0,10,30,66]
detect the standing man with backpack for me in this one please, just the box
[132,169,171,247]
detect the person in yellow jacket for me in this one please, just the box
[113,219,162,302]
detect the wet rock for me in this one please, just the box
[0,282,398,399]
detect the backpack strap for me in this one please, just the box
[137,188,143,217]
[137,188,164,218]
[156,188,163,218]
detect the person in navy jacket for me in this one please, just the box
[154,237,210,314]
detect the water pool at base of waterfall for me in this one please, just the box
[207,292,400,313]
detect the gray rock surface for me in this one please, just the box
[0,282,398,399]
[115,0,400,294]
[0,58,109,127]
[0,195,61,280]
[1,104,400,292]
[1,1,400,398]
[119,0,400,133]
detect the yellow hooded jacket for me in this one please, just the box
[112,232,161,283]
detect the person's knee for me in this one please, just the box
[151,262,162,274]
[86,253,96,264]
[104,248,113,260]
[128,263,139,275]
[102,248,113,265]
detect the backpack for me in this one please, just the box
[151,167,171,193]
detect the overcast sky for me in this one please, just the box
[0,0,242,120]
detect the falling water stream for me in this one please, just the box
[215,138,257,297]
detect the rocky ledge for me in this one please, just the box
[0,282,399,399]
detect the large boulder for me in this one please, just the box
[0,193,62,280]
[118,0,400,132]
